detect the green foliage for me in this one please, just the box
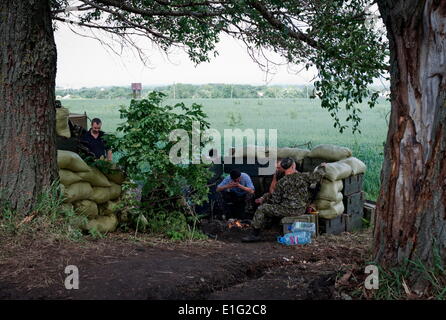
[0,181,86,242]
[64,97,389,201]
[52,0,388,134]
[309,0,388,133]
[106,92,212,239]
[372,249,446,300]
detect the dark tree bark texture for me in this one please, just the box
[0,1,57,213]
[375,0,446,290]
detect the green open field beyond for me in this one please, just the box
[62,97,391,201]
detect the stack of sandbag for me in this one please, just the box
[57,150,125,233]
[56,107,71,138]
[309,145,366,219]
[314,179,345,219]
[230,145,310,162]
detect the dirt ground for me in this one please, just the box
[0,220,372,300]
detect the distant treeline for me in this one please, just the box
[56,84,314,99]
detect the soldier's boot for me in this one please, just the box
[241,228,261,243]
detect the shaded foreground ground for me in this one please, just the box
[0,224,372,300]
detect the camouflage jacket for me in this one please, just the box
[266,167,326,209]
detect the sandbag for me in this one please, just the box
[338,157,366,175]
[266,147,309,162]
[277,147,310,161]
[316,179,343,202]
[56,107,71,138]
[106,170,126,185]
[109,182,121,200]
[314,199,338,211]
[308,144,352,161]
[99,200,119,216]
[318,201,344,219]
[89,186,111,204]
[60,203,74,213]
[63,182,93,203]
[83,213,118,233]
[324,161,353,182]
[57,150,90,172]
[77,166,111,187]
[59,169,82,186]
[73,200,99,218]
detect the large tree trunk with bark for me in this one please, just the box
[0,1,57,213]
[375,0,446,292]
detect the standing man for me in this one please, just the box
[242,157,327,242]
[216,169,255,219]
[81,118,112,161]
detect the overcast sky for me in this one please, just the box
[54,24,318,89]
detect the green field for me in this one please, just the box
[62,98,390,201]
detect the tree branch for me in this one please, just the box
[82,0,227,17]
[246,0,320,50]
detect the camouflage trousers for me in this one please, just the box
[251,203,306,229]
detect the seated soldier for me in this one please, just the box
[242,157,327,242]
[255,160,285,206]
[216,169,255,220]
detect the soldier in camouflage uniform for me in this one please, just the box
[242,157,326,242]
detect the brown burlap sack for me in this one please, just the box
[63,182,93,203]
[83,213,118,233]
[338,157,367,175]
[57,150,90,172]
[78,167,111,187]
[318,201,344,219]
[59,169,82,186]
[324,161,353,181]
[316,179,343,202]
[308,144,352,161]
[89,186,111,204]
[109,182,121,200]
[98,200,120,216]
[56,107,71,138]
[106,170,126,185]
[73,200,99,218]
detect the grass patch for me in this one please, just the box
[369,248,446,300]
[0,181,87,243]
[62,97,388,201]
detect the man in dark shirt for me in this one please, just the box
[81,118,112,160]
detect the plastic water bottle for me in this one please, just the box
[288,222,316,235]
[277,230,312,245]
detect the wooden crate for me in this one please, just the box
[344,191,365,232]
[318,214,347,235]
[69,113,88,129]
[342,174,364,196]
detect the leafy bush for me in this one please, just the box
[106,92,212,239]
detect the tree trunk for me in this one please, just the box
[0,1,57,213]
[375,0,446,291]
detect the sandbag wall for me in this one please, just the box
[58,150,125,233]
[304,144,366,226]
